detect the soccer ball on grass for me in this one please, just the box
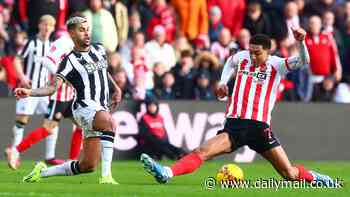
[216,164,244,184]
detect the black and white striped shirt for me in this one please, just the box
[19,36,51,89]
[56,44,110,109]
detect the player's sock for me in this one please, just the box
[41,160,81,177]
[12,121,25,146]
[45,127,58,160]
[100,131,115,177]
[295,165,314,182]
[170,152,203,176]
[69,128,83,160]
[16,127,50,153]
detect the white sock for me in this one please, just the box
[45,127,58,160]
[12,124,24,147]
[100,131,115,177]
[41,160,80,177]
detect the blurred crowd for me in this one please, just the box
[0,0,350,103]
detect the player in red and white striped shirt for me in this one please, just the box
[140,28,337,187]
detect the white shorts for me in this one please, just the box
[16,96,49,115]
[72,100,108,138]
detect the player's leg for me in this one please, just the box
[261,146,336,187]
[11,97,37,147]
[22,137,101,183]
[42,119,64,164]
[69,124,83,160]
[5,115,30,169]
[6,97,36,169]
[140,132,233,183]
[251,125,336,187]
[35,98,63,164]
[11,100,64,163]
[92,111,118,184]
[12,115,29,146]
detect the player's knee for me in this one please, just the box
[93,112,114,131]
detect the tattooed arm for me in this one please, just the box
[14,76,64,99]
[287,28,310,70]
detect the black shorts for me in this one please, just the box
[217,118,280,153]
[45,100,73,122]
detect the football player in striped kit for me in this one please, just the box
[140,28,337,187]
[14,16,122,184]
[6,15,65,167]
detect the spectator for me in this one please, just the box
[305,15,340,101]
[210,28,232,64]
[137,98,186,160]
[173,36,193,61]
[341,18,350,77]
[243,1,272,37]
[194,51,220,83]
[83,0,119,52]
[145,25,176,71]
[294,0,309,29]
[304,0,337,18]
[108,51,133,82]
[193,70,215,100]
[284,1,301,45]
[208,6,224,43]
[236,28,251,51]
[130,46,152,90]
[335,1,350,32]
[112,0,129,47]
[192,34,210,56]
[120,31,145,63]
[128,11,142,39]
[171,0,208,41]
[0,4,11,45]
[131,0,153,34]
[207,0,246,38]
[171,50,196,99]
[146,0,176,43]
[18,0,68,35]
[153,62,166,90]
[108,52,122,74]
[322,10,343,57]
[112,68,133,99]
[153,72,176,100]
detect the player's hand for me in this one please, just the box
[291,27,306,41]
[14,88,32,99]
[19,77,32,89]
[215,84,229,99]
[110,87,122,109]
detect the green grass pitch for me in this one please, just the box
[0,160,348,197]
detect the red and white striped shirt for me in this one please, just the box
[224,51,290,125]
[44,36,75,102]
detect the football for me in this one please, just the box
[216,164,244,184]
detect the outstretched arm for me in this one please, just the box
[14,76,64,99]
[287,28,310,70]
[216,55,238,98]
